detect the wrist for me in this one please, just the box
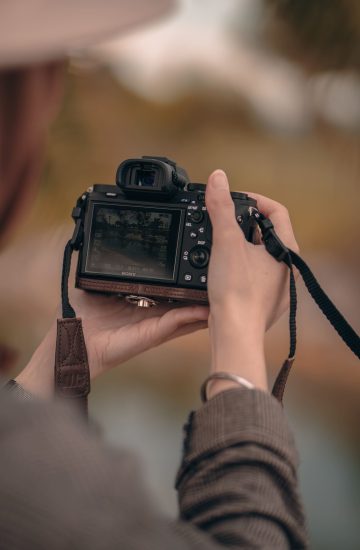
[15,324,56,399]
[202,372,255,402]
[208,311,267,391]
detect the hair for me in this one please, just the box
[0,61,64,372]
[0,61,65,247]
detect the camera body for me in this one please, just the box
[75,156,257,305]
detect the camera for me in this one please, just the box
[74,156,258,305]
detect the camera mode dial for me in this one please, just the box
[189,246,210,269]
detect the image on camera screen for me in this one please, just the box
[86,205,181,281]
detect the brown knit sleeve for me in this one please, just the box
[0,388,307,549]
[175,388,308,549]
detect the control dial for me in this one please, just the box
[189,246,210,269]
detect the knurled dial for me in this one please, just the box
[189,246,210,269]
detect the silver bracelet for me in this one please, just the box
[200,372,255,403]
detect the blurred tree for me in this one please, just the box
[265,0,360,71]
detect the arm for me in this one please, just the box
[175,170,307,547]
[4,171,307,548]
[176,388,307,548]
[0,390,306,550]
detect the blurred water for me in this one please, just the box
[291,408,360,550]
[91,382,360,550]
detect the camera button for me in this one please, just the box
[199,274,207,284]
[188,210,204,224]
[190,231,198,239]
[198,226,205,234]
[184,273,192,282]
[189,246,210,269]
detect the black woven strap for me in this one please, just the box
[252,209,360,402]
[61,240,76,319]
[289,250,360,358]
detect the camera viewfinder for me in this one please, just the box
[135,168,156,187]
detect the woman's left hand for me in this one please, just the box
[16,289,209,398]
[71,290,209,378]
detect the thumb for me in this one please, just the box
[205,169,244,244]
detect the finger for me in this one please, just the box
[163,319,208,343]
[205,170,244,245]
[245,191,299,252]
[104,306,209,366]
[161,305,209,330]
[152,305,208,343]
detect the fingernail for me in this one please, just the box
[212,170,228,189]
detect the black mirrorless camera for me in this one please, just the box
[75,156,258,305]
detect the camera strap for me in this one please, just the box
[252,210,360,402]
[55,193,90,416]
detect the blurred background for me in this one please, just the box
[1,0,359,547]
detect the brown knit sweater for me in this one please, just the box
[0,386,307,549]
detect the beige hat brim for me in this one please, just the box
[0,0,176,69]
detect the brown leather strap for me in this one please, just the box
[271,357,295,404]
[55,318,90,416]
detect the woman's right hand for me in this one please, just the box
[205,170,299,396]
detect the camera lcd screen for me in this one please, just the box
[86,205,181,281]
